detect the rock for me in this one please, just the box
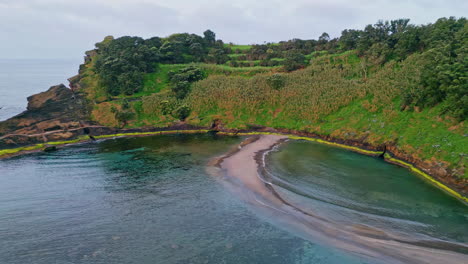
[27,84,72,111]
[43,146,57,152]
[434,166,447,176]
[0,82,90,148]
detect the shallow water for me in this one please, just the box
[0,134,372,264]
[266,140,467,243]
[0,134,466,263]
[262,139,468,262]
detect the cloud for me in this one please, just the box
[0,0,466,58]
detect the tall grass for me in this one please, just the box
[187,62,365,128]
[183,53,467,177]
[87,51,466,178]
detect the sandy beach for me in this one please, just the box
[210,135,468,264]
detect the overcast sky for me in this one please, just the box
[0,0,466,59]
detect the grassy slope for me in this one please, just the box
[88,62,279,127]
[182,52,467,178]
[224,44,252,51]
[321,99,466,176]
[84,51,467,178]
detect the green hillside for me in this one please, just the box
[73,17,467,179]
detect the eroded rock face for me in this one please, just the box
[0,84,90,147]
[26,84,73,111]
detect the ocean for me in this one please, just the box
[0,58,82,121]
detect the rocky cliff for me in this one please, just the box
[0,84,91,148]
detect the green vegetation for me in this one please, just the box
[75,17,467,178]
[110,99,135,128]
[142,64,186,95]
[266,74,286,90]
[173,105,191,121]
[94,36,158,96]
[225,44,252,51]
[93,30,225,96]
[168,65,206,99]
[402,22,467,120]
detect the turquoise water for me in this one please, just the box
[266,140,468,243]
[0,134,466,263]
[0,134,371,264]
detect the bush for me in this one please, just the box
[110,105,135,128]
[266,74,286,90]
[283,50,307,72]
[169,66,206,99]
[160,100,174,115]
[172,81,191,100]
[173,105,191,120]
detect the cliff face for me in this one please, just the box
[0,84,90,148]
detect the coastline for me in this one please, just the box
[0,126,467,204]
[208,134,468,263]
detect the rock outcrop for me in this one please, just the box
[0,84,90,148]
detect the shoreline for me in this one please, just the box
[210,134,468,263]
[0,126,467,204]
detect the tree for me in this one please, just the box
[283,50,306,72]
[94,36,159,96]
[145,36,163,49]
[206,48,229,64]
[392,25,422,60]
[169,66,206,99]
[204,29,216,45]
[95,35,114,50]
[318,32,330,44]
[339,29,361,50]
[118,71,144,95]
[189,43,205,61]
[390,19,410,35]
[400,18,467,120]
[159,41,185,63]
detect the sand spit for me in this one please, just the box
[208,135,468,264]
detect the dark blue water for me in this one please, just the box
[0,59,81,121]
[0,134,373,264]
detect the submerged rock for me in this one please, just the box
[43,146,57,152]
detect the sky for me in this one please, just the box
[0,0,466,59]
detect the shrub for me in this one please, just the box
[169,66,207,99]
[266,74,286,90]
[173,105,191,121]
[110,106,135,128]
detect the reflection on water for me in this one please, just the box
[0,134,371,264]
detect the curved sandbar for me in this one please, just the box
[210,135,468,264]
